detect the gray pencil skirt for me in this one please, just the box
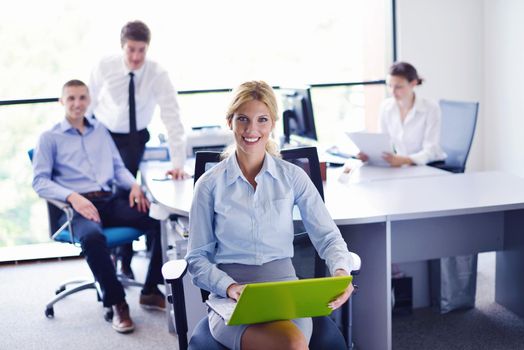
[207,258,313,350]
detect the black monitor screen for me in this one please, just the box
[281,88,317,143]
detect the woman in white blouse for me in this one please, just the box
[361,62,446,166]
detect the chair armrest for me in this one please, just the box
[350,252,361,276]
[46,198,70,211]
[162,259,189,350]
[43,197,76,244]
[161,259,188,282]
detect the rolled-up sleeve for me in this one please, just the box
[153,72,187,170]
[185,177,236,297]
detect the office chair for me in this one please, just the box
[429,100,479,173]
[164,147,361,350]
[423,101,480,313]
[28,149,144,319]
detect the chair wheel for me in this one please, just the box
[45,307,54,318]
[104,308,113,322]
[55,286,65,295]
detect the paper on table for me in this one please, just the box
[346,132,393,166]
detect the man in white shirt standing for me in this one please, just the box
[88,20,187,277]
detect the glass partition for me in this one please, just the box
[1,0,392,250]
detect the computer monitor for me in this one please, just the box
[281,87,317,145]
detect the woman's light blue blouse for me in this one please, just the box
[185,152,354,297]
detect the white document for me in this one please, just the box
[206,297,237,323]
[346,132,393,166]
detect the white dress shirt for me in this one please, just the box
[88,55,186,169]
[379,95,446,165]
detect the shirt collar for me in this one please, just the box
[60,117,95,133]
[264,153,280,180]
[224,152,279,186]
[412,94,426,114]
[402,94,426,125]
[122,57,146,78]
[385,93,426,118]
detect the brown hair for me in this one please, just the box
[120,20,151,47]
[389,61,423,85]
[62,79,88,94]
[225,81,280,157]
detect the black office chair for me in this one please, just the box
[163,147,360,350]
[429,99,479,173]
[28,149,144,319]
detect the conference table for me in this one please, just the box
[142,160,524,350]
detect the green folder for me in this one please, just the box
[207,275,352,326]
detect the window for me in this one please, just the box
[0,0,392,249]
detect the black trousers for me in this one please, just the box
[59,195,162,307]
[110,129,150,177]
[110,129,151,265]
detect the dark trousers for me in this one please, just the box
[110,129,150,177]
[59,194,162,307]
[110,129,151,265]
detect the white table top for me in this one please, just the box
[142,161,524,225]
[326,170,524,225]
[142,161,194,216]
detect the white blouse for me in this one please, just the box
[379,96,446,165]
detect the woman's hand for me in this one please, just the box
[226,283,246,301]
[357,152,369,162]
[328,269,354,310]
[382,152,413,167]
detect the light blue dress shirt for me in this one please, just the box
[32,117,136,202]
[186,152,354,297]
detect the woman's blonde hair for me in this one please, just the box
[225,81,280,157]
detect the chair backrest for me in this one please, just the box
[438,100,479,173]
[280,147,325,278]
[194,151,223,185]
[281,146,324,201]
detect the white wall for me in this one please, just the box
[396,0,484,171]
[484,0,524,176]
[395,0,486,308]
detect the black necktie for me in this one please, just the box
[129,72,137,134]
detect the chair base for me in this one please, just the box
[45,278,100,318]
[44,274,144,319]
[117,273,144,288]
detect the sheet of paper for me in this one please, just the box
[346,132,393,166]
[206,297,236,323]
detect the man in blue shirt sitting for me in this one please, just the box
[32,79,165,333]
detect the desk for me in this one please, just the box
[142,162,524,349]
[140,160,201,334]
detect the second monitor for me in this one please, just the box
[281,87,317,145]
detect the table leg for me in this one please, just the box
[340,221,392,350]
[496,209,524,317]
